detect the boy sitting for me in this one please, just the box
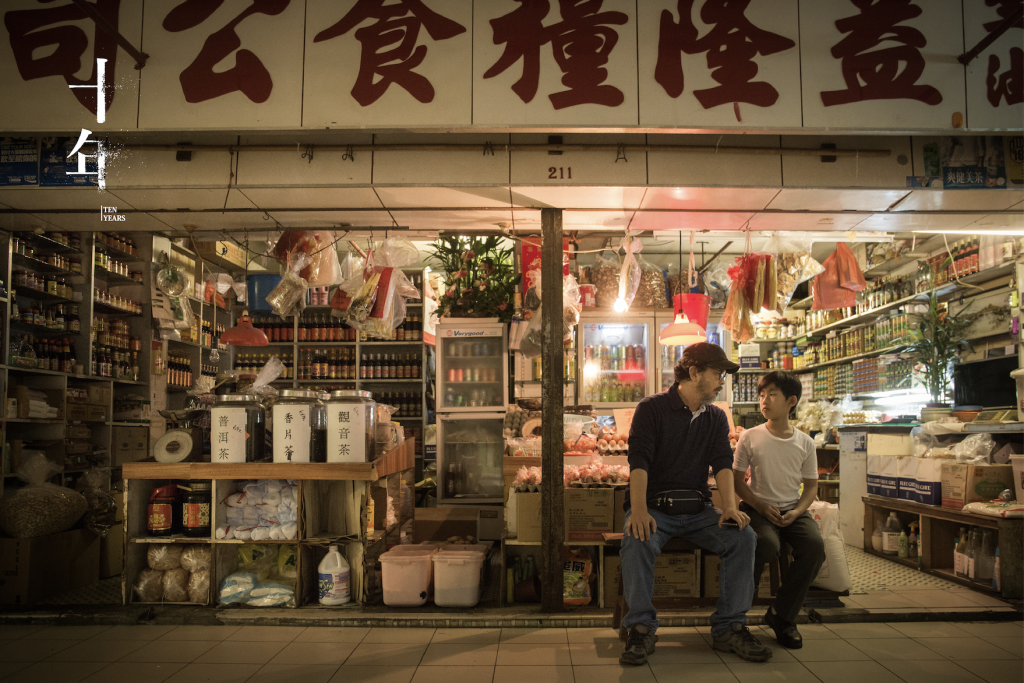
[732,371,825,649]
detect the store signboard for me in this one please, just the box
[0,137,38,186]
[0,0,1014,132]
[963,0,1023,132]
[472,0,638,127]
[637,0,802,129]
[799,0,967,131]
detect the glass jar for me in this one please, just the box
[211,394,266,462]
[148,484,180,537]
[273,389,326,463]
[325,390,376,463]
[182,482,212,537]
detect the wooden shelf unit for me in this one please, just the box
[120,439,415,608]
[862,495,1022,599]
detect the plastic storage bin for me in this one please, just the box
[246,274,283,313]
[432,551,485,607]
[379,548,434,606]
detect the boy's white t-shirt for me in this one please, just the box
[733,424,818,510]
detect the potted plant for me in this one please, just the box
[900,291,973,411]
[427,235,520,323]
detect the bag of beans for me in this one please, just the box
[0,453,87,538]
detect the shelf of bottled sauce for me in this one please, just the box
[179,318,226,349]
[93,287,144,315]
[90,319,144,380]
[94,232,142,260]
[233,350,422,383]
[166,356,195,389]
[581,343,647,404]
[8,336,81,375]
[10,302,82,335]
[245,312,425,344]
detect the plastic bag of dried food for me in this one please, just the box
[148,544,183,570]
[519,303,543,358]
[666,263,705,298]
[703,260,731,309]
[620,238,643,308]
[181,545,212,573]
[0,454,88,538]
[633,255,668,308]
[563,546,593,606]
[952,433,995,464]
[592,250,620,308]
[562,270,582,341]
[761,234,825,314]
[265,231,322,283]
[74,468,117,538]
[188,568,210,603]
[265,262,309,319]
[219,571,257,604]
[163,567,190,602]
[134,568,164,602]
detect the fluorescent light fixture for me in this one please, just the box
[873,390,930,406]
[912,230,1024,236]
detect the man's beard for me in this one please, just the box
[696,376,720,402]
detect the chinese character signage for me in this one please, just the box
[326,403,367,463]
[210,405,248,462]
[638,0,802,128]
[273,406,311,463]
[40,135,98,186]
[0,0,1018,132]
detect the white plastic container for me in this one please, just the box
[318,545,350,605]
[432,551,485,607]
[379,548,434,606]
[1010,455,1023,503]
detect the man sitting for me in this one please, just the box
[733,371,826,649]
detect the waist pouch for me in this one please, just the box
[649,489,707,516]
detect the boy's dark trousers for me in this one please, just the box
[740,502,826,623]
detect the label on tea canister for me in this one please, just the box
[327,403,366,463]
[211,407,247,462]
[184,502,210,529]
[274,405,311,462]
[148,503,172,531]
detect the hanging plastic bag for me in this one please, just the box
[265,231,322,283]
[634,255,668,308]
[836,243,867,292]
[592,250,620,308]
[330,251,366,313]
[667,262,706,298]
[0,453,88,538]
[563,270,583,341]
[265,252,312,319]
[307,231,343,286]
[703,260,731,309]
[812,249,857,310]
[619,237,643,308]
[760,234,825,314]
[519,303,544,358]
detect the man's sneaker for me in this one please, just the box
[764,606,803,649]
[712,622,773,662]
[619,624,657,665]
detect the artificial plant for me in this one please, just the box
[900,291,973,405]
[427,235,520,323]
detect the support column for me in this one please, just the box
[540,208,565,612]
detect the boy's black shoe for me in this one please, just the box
[764,606,803,649]
[619,624,657,665]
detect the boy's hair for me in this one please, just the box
[757,371,802,403]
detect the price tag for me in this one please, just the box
[613,408,635,436]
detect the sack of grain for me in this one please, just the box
[0,454,87,538]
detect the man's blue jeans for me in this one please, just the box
[621,503,757,638]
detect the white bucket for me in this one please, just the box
[432,551,485,607]
[1011,455,1024,504]
[379,548,434,606]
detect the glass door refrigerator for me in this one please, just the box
[435,319,509,504]
[654,311,731,400]
[576,314,655,412]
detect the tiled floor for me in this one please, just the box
[0,621,1020,683]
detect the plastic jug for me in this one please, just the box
[881,512,900,555]
[318,545,350,605]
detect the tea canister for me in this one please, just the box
[325,390,376,463]
[211,394,266,462]
[273,389,326,463]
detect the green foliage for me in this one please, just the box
[426,235,520,323]
[901,291,973,404]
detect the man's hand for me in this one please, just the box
[759,502,785,526]
[719,506,750,530]
[779,510,801,527]
[627,508,658,542]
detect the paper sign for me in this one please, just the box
[327,403,367,463]
[613,408,635,436]
[211,407,248,462]
[273,406,311,463]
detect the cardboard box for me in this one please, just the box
[879,456,899,498]
[515,491,542,543]
[195,240,247,269]
[565,488,616,542]
[896,456,918,502]
[915,457,944,506]
[100,523,123,578]
[112,426,148,466]
[0,529,100,604]
[866,454,882,496]
[653,551,701,598]
[614,489,626,536]
[867,432,913,456]
[87,405,106,422]
[605,554,621,604]
[739,344,761,369]
[941,463,1015,510]
[87,386,112,407]
[11,385,63,420]
[703,554,772,598]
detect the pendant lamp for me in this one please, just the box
[659,232,709,346]
[220,234,268,347]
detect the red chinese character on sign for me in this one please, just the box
[3,0,120,117]
[654,0,795,121]
[484,0,628,110]
[314,0,466,106]
[984,0,1023,107]
[820,0,942,107]
[162,0,290,104]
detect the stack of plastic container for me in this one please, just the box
[378,543,488,607]
[432,545,487,607]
